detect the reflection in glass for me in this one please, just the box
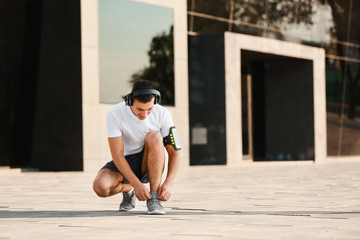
[327,59,360,156]
[191,16,228,33]
[188,0,360,156]
[188,0,359,59]
[99,0,174,105]
[129,26,174,105]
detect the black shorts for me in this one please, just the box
[101,148,149,184]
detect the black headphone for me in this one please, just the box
[125,89,161,106]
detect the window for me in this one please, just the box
[99,0,174,105]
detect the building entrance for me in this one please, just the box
[189,33,325,165]
[241,50,315,161]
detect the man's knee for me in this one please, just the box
[93,179,110,198]
[145,131,163,146]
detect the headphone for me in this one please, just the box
[124,89,161,106]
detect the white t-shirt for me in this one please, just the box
[106,102,174,156]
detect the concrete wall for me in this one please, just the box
[81,0,189,171]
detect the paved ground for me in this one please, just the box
[1,161,360,240]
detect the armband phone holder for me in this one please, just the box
[163,126,181,150]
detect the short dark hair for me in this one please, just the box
[131,80,156,103]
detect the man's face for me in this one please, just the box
[130,97,155,120]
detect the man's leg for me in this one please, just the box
[142,131,166,215]
[93,169,133,197]
[142,131,165,192]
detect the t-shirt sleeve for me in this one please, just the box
[160,108,175,138]
[106,110,122,138]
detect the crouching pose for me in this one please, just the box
[93,80,181,215]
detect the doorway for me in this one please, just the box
[241,50,315,161]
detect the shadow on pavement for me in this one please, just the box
[0,207,359,218]
[0,210,145,218]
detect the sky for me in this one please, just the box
[99,0,173,103]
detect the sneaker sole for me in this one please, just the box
[119,207,136,212]
[147,209,166,215]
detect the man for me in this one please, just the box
[93,80,181,215]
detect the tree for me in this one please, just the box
[188,0,314,36]
[129,26,174,105]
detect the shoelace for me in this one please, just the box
[149,198,162,207]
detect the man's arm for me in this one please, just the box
[158,145,181,201]
[108,136,151,201]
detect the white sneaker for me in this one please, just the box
[119,189,136,211]
[146,192,166,215]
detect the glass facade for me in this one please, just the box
[326,59,360,155]
[99,0,175,105]
[188,0,360,157]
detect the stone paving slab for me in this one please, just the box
[1,161,360,239]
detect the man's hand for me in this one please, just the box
[134,183,151,201]
[158,182,172,201]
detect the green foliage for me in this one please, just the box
[188,0,314,34]
[130,26,174,106]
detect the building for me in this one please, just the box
[1,0,359,171]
